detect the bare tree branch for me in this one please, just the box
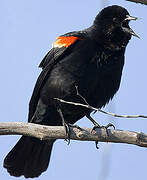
[126,0,147,5]
[54,98,147,119]
[0,122,147,148]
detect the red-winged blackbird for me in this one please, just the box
[3,5,138,178]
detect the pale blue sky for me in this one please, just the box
[0,1,147,180]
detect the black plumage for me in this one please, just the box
[3,5,138,178]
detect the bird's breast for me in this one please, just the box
[77,49,124,108]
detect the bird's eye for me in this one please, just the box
[113,17,119,23]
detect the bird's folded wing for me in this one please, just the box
[28,33,84,121]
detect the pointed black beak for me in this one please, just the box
[122,15,140,38]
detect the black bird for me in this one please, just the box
[3,5,138,178]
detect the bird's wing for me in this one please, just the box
[39,31,85,68]
[28,32,85,121]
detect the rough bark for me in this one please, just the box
[0,122,147,148]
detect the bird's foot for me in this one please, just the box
[62,121,71,145]
[92,123,115,131]
[63,123,82,145]
[57,108,71,144]
[91,123,115,149]
[92,123,115,134]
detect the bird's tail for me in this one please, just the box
[3,136,54,178]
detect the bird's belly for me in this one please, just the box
[60,70,121,124]
[77,66,122,109]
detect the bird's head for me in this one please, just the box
[94,5,139,43]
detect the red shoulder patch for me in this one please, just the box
[53,36,80,48]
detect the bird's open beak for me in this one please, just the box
[122,15,140,38]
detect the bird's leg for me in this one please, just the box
[57,108,70,144]
[86,114,101,148]
[57,108,82,145]
[86,114,101,130]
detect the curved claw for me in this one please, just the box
[64,123,83,145]
[101,123,116,136]
[57,108,72,145]
[91,125,100,133]
[95,141,99,149]
[104,123,115,130]
[64,123,71,145]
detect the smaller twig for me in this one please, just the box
[126,0,147,5]
[75,85,89,105]
[54,98,147,119]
